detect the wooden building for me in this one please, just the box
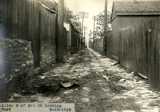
[1,0,84,68]
[70,22,83,53]
[93,37,104,55]
[108,0,160,88]
[5,0,58,67]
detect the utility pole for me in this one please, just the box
[79,12,88,48]
[84,26,86,47]
[56,0,65,63]
[104,0,108,55]
[81,12,85,49]
[105,0,108,30]
[93,16,96,49]
[81,14,85,37]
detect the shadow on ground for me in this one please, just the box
[8,49,160,112]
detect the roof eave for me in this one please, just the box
[111,12,160,23]
[116,12,160,16]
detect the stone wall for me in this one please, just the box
[0,39,33,76]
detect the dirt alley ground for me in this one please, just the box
[9,49,160,112]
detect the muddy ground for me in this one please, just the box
[9,49,160,112]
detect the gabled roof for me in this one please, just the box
[112,0,160,20]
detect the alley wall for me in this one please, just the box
[2,0,84,68]
[107,16,160,88]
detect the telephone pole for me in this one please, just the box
[93,16,96,49]
[105,0,108,30]
[104,0,108,55]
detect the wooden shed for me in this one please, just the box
[109,0,160,88]
[70,22,83,53]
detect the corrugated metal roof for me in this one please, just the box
[113,0,160,16]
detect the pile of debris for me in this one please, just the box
[41,43,56,68]
[21,67,80,95]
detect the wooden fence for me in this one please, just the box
[2,0,83,67]
[92,38,104,55]
[107,16,160,89]
[70,24,83,53]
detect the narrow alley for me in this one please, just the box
[1,0,160,112]
[9,49,160,112]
